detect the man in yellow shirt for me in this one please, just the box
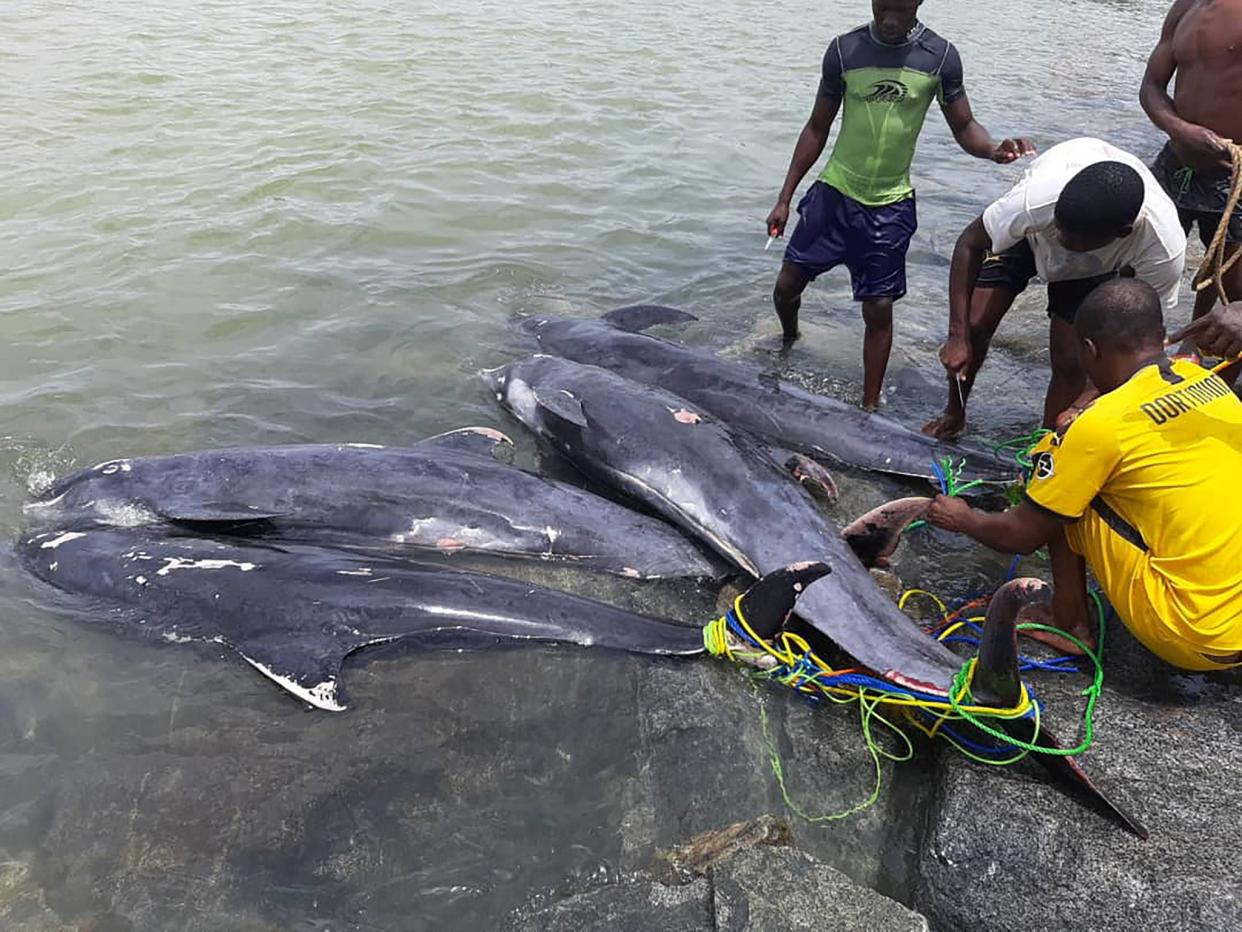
[928,278,1242,670]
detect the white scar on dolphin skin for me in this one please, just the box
[40,532,87,550]
[93,500,159,528]
[154,557,259,577]
[93,460,132,475]
[336,568,374,577]
[342,443,385,449]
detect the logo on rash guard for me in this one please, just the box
[1032,452,1055,480]
[862,80,909,103]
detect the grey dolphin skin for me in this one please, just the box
[529,306,1017,486]
[22,427,720,580]
[16,527,709,712]
[486,354,966,690]
[486,356,1146,837]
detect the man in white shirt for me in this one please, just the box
[922,137,1187,439]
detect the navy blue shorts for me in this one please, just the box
[783,181,917,301]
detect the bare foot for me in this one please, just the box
[922,412,965,440]
[1018,604,1095,655]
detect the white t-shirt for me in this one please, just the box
[982,137,1187,310]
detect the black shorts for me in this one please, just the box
[1152,144,1242,246]
[975,240,1119,324]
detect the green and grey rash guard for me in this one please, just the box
[818,22,966,207]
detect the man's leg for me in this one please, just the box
[1044,315,1088,429]
[860,297,893,411]
[922,286,1018,439]
[1035,528,1094,654]
[773,261,812,343]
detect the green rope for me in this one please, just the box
[948,590,1107,757]
[754,682,914,824]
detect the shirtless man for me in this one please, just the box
[1142,0,1242,334]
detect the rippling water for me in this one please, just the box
[0,1,1180,928]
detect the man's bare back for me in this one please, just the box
[1145,0,1242,171]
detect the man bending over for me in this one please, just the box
[928,278,1242,671]
[923,138,1186,438]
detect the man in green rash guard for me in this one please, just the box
[765,0,1033,410]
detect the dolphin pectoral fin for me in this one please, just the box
[735,562,833,639]
[533,388,589,429]
[783,453,839,504]
[230,634,368,712]
[413,426,516,461]
[601,304,699,333]
[840,497,932,568]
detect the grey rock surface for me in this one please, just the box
[916,622,1242,932]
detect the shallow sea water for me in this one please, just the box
[0,1,1185,928]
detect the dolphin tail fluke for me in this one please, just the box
[735,562,833,639]
[1001,719,1150,840]
[413,426,515,461]
[840,497,931,568]
[602,304,699,333]
[975,579,1148,839]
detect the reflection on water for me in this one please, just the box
[0,0,1180,927]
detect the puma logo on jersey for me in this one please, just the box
[862,80,909,103]
[1032,452,1055,480]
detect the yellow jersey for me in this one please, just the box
[1025,359,1242,653]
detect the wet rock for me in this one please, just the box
[503,844,929,932]
[915,622,1242,931]
[501,876,712,932]
[623,656,939,898]
[711,845,929,932]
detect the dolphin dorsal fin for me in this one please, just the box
[601,305,698,333]
[414,427,515,461]
[533,388,589,429]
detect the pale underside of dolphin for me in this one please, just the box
[529,306,1018,487]
[22,427,721,581]
[17,527,709,712]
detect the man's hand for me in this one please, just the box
[938,336,971,376]
[1169,303,1242,358]
[765,203,791,239]
[1169,124,1234,172]
[927,494,973,534]
[991,138,1036,164]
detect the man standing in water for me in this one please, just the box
[765,0,1033,410]
[1143,0,1242,342]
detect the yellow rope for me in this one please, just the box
[1192,143,1242,306]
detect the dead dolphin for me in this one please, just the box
[22,428,720,580]
[529,306,1017,486]
[486,354,965,689]
[486,357,1145,836]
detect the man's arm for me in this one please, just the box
[766,94,840,237]
[926,496,1063,555]
[941,96,1035,164]
[1170,302,1242,357]
[1139,0,1233,171]
[938,216,993,373]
